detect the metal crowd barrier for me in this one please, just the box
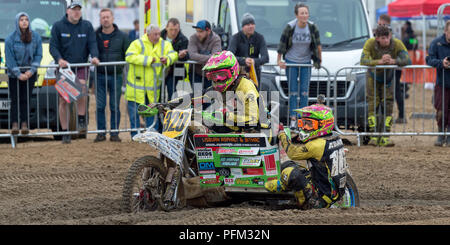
[258,63,448,146]
[0,61,218,148]
[332,65,448,146]
[0,61,448,148]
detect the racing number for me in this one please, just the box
[162,111,173,132]
[330,148,347,177]
[163,111,190,132]
[175,112,190,131]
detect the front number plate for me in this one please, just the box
[0,100,11,110]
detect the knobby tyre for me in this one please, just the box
[122,155,167,213]
[345,174,360,207]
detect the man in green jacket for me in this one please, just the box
[360,25,411,147]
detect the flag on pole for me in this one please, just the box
[145,0,151,30]
[249,63,259,88]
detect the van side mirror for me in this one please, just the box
[212,24,230,50]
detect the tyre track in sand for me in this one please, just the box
[0,172,110,183]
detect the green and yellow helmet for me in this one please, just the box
[294,104,334,142]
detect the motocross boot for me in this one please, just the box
[294,183,315,210]
[11,122,19,135]
[367,115,378,146]
[264,179,285,193]
[294,190,306,206]
[379,116,395,147]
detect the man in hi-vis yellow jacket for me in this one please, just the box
[125,24,178,136]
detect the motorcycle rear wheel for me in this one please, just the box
[122,155,167,213]
[345,174,360,207]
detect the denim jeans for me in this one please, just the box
[286,59,311,117]
[96,73,123,136]
[127,100,160,138]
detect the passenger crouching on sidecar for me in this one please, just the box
[265,103,348,209]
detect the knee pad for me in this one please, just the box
[368,115,376,129]
[385,116,393,130]
[280,166,310,191]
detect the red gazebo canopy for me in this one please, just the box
[388,0,450,18]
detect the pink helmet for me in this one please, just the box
[202,51,240,92]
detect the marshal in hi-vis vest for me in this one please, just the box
[125,34,178,104]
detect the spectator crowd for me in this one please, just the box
[2,1,449,148]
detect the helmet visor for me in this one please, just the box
[206,69,232,82]
[298,118,319,131]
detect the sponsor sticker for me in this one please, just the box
[240,156,261,167]
[260,147,278,155]
[231,168,243,177]
[251,177,265,185]
[243,168,264,176]
[197,148,213,160]
[235,178,251,185]
[199,170,216,175]
[201,174,217,179]
[221,157,240,167]
[224,178,234,185]
[202,179,221,185]
[264,154,278,176]
[217,148,237,154]
[194,135,266,147]
[198,162,215,171]
[237,148,259,155]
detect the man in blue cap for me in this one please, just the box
[187,20,222,90]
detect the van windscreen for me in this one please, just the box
[235,0,370,49]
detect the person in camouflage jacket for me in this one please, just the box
[360,25,411,147]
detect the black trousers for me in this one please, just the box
[395,70,405,118]
[8,74,36,124]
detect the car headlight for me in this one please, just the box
[42,60,57,86]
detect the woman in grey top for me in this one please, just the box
[277,3,322,127]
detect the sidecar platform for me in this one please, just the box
[193,133,283,192]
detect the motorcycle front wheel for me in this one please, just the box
[331,174,360,208]
[122,155,167,213]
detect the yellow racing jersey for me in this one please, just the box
[223,77,260,131]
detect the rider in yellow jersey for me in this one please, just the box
[201,50,264,133]
[265,102,347,209]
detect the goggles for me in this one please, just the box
[298,118,334,131]
[298,118,319,131]
[205,69,232,82]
